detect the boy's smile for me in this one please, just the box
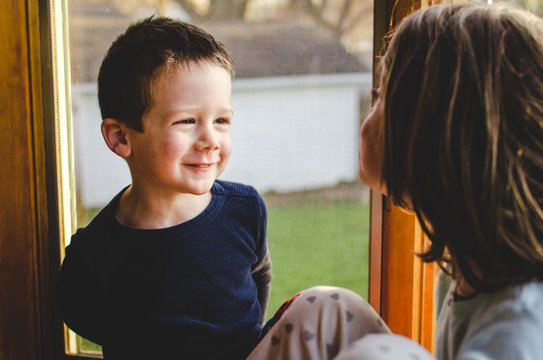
[125,61,233,198]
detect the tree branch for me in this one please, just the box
[339,3,372,35]
[171,0,204,21]
[337,0,353,31]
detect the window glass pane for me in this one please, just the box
[66,0,373,355]
[492,0,543,14]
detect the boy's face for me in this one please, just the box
[126,62,232,196]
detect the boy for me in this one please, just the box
[57,17,271,360]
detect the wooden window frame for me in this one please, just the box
[0,0,66,358]
[369,0,440,353]
[0,0,438,358]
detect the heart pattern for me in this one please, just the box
[285,323,293,334]
[303,330,315,341]
[256,289,430,360]
[326,343,339,358]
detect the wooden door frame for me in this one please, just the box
[0,0,65,359]
[369,0,437,352]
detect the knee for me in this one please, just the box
[298,286,370,311]
[292,286,389,332]
[335,334,434,360]
[300,286,366,304]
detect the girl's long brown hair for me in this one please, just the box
[381,3,543,293]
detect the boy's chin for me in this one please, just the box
[191,189,212,196]
[185,183,215,196]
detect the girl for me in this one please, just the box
[249,3,543,359]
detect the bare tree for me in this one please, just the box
[172,0,251,20]
[172,0,371,39]
[288,0,372,38]
[511,0,543,16]
[208,0,251,20]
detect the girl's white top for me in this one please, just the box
[435,271,543,360]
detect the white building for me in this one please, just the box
[69,7,372,209]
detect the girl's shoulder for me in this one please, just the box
[484,281,543,314]
[454,281,543,359]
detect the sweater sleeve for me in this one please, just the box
[57,232,105,345]
[252,193,272,324]
[253,248,272,324]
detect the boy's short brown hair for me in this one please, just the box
[97,17,234,132]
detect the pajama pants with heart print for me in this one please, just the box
[247,286,434,360]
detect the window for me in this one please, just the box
[493,0,543,14]
[10,0,543,358]
[63,0,373,356]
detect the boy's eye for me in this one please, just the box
[215,118,230,125]
[371,89,380,99]
[174,119,195,125]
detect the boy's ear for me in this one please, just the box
[101,118,131,158]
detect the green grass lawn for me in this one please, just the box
[78,198,369,353]
[265,200,369,318]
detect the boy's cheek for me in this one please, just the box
[222,138,233,156]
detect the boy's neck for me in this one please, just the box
[114,185,212,229]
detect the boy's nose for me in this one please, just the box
[195,126,220,151]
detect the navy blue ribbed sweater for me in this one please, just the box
[57,180,271,359]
